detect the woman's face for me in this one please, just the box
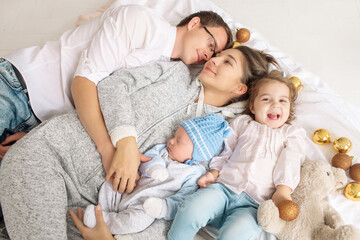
[250,80,291,129]
[198,48,247,98]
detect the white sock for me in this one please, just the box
[83,204,97,228]
[149,167,169,181]
[143,197,163,218]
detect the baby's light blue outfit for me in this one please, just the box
[83,144,205,234]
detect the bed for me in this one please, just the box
[1,0,359,239]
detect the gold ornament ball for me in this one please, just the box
[331,153,352,171]
[277,200,299,221]
[344,182,360,201]
[333,137,352,153]
[232,41,241,48]
[236,28,251,43]
[312,129,331,145]
[349,163,360,182]
[289,76,302,92]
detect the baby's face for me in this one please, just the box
[250,80,290,129]
[167,126,193,163]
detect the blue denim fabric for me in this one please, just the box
[168,183,262,240]
[0,58,40,219]
[0,58,39,143]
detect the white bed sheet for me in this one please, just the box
[105,0,360,238]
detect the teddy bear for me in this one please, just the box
[257,159,360,240]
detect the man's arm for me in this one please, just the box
[71,76,115,173]
[71,76,141,194]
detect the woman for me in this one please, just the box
[0,46,277,240]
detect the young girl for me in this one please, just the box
[168,70,306,240]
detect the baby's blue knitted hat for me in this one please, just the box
[181,114,232,165]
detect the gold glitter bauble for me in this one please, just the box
[232,41,241,48]
[344,182,360,201]
[312,129,331,145]
[289,76,302,92]
[278,200,299,221]
[333,137,352,153]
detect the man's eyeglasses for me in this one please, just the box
[203,26,217,57]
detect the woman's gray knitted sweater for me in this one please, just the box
[0,61,244,240]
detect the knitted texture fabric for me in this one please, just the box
[181,114,231,165]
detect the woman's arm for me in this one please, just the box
[96,62,181,193]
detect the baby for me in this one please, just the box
[83,114,231,235]
[168,70,306,240]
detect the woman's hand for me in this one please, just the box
[106,136,140,193]
[69,205,114,240]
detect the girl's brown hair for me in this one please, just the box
[243,70,298,123]
[231,46,279,102]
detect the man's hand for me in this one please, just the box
[98,142,116,174]
[0,132,27,158]
[69,206,114,240]
[105,136,140,194]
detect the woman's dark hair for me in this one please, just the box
[231,45,279,102]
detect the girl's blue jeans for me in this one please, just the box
[0,58,40,219]
[168,183,262,240]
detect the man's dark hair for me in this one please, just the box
[177,11,233,49]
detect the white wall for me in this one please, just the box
[212,0,360,107]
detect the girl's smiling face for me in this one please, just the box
[250,80,291,129]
